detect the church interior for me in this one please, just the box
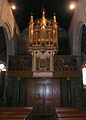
[0,0,86,120]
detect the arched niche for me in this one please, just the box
[77,24,86,90]
[74,22,86,73]
[0,27,7,63]
[81,25,86,87]
[0,23,17,106]
[81,25,86,64]
[82,61,86,88]
[0,26,7,106]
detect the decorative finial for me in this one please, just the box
[42,9,45,15]
[30,12,33,23]
[53,13,56,23]
[41,9,46,27]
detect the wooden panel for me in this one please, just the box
[44,83,54,115]
[34,83,44,115]
[20,79,27,106]
[20,78,61,116]
[70,79,75,106]
[26,80,33,106]
[54,78,61,107]
[60,78,68,106]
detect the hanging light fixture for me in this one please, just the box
[69,0,76,10]
[10,0,17,10]
[11,4,16,10]
[70,3,75,10]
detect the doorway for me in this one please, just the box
[0,27,7,106]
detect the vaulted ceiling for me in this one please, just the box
[9,0,73,32]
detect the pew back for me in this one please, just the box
[0,107,33,120]
[59,118,86,120]
[55,107,86,120]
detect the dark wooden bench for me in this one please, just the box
[59,118,86,120]
[0,107,33,112]
[0,118,25,120]
[57,111,86,118]
[55,107,86,112]
[0,114,28,120]
[0,107,33,120]
[55,107,86,120]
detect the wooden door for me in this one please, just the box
[34,83,44,115]
[34,82,54,115]
[44,83,54,115]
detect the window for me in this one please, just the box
[82,63,86,88]
[0,61,6,71]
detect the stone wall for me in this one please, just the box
[0,0,21,106]
[68,0,86,55]
[68,0,86,107]
[0,0,21,55]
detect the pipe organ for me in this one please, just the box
[28,10,58,77]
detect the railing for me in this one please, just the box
[54,66,77,71]
[54,55,78,72]
[8,55,32,72]
[54,55,79,77]
[7,55,79,77]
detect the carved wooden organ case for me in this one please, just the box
[28,10,58,77]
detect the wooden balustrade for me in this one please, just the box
[54,55,78,72]
[8,55,32,72]
[7,55,79,77]
[54,66,77,71]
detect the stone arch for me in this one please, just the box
[73,21,86,83]
[0,27,7,64]
[0,22,15,55]
[75,21,85,56]
[80,25,86,65]
[82,61,86,87]
[2,23,12,42]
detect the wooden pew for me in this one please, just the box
[55,107,86,112]
[57,111,86,118]
[0,119,24,120]
[0,107,33,112]
[55,107,86,120]
[0,114,28,119]
[59,118,86,120]
[0,107,33,120]
[0,111,31,115]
